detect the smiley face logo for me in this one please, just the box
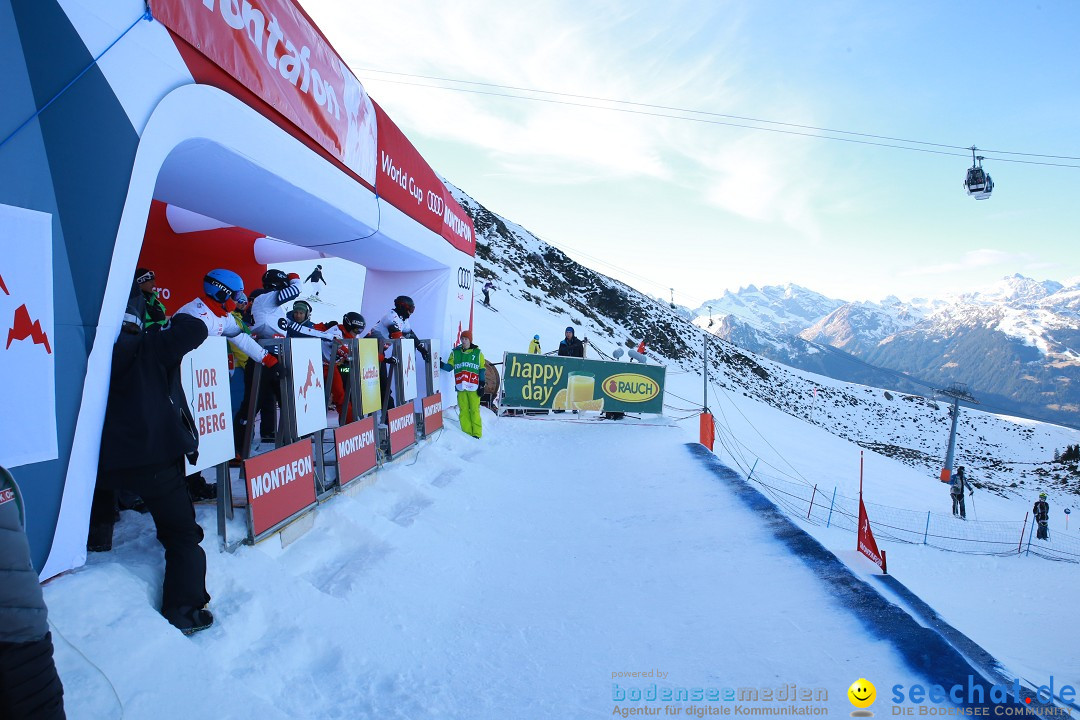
[848,678,876,712]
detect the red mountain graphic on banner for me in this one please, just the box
[297,359,322,412]
[857,497,887,573]
[7,304,52,354]
[0,272,9,295]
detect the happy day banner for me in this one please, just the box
[500,353,666,414]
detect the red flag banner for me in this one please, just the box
[152,0,377,185]
[857,497,887,573]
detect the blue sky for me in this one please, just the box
[304,0,1080,305]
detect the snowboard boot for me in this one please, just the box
[163,605,215,636]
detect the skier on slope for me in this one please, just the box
[441,330,486,439]
[528,334,542,354]
[481,281,495,307]
[1033,492,1050,540]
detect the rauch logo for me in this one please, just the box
[602,373,659,403]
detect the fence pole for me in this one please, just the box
[1018,512,1028,555]
[1025,513,1035,556]
[807,484,817,520]
[826,486,837,528]
[923,511,931,545]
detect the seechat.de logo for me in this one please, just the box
[602,373,660,403]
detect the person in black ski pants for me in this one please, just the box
[1033,492,1050,540]
[90,282,215,634]
[949,466,973,519]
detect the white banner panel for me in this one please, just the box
[289,338,328,438]
[0,204,56,468]
[399,338,417,402]
[181,337,233,474]
[428,338,441,397]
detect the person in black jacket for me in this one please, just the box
[135,267,167,329]
[89,283,213,634]
[1034,492,1050,540]
[557,326,584,358]
[0,467,66,718]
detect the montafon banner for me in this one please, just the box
[501,353,666,414]
[152,0,377,185]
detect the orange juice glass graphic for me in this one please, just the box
[567,372,595,405]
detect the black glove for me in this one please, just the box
[418,344,431,362]
[324,320,338,328]
[476,387,484,397]
[384,356,397,366]
[277,317,289,331]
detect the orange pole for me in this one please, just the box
[699,412,714,451]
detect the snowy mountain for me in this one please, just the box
[689,276,1080,427]
[449,182,1079,496]
[699,283,844,335]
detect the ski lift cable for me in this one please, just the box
[357,68,1080,163]
[357,73,1080,169]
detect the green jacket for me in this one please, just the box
[442,344,485,392]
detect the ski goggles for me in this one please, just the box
[135,269,155,285]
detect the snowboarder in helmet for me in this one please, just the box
[1034,493,1050,540]
[394,295,416,318]
[204,268,244,310]
[291,300,313,323]
[262,268,290,290]
[342,311,365,334]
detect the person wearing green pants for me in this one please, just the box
[441,330,486,438]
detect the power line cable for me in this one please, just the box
[356,70,1080,168]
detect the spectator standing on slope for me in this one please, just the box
[950,465,973,519]
[441,330,485,439]
[1034,492,1050,540]
[558,326,584,358]
[528,334,542,354]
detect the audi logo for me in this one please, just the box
[427,190,444,215]
[457,267,472,289]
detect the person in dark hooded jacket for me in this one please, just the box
[89,282,213,634]
[557,326,584,358]
[0,467,66,718]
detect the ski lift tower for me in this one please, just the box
[937,382,978,483]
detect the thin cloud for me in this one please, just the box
[900,249,1035,277]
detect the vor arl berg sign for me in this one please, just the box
[181,337,234,474]
[500,353,666,414]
